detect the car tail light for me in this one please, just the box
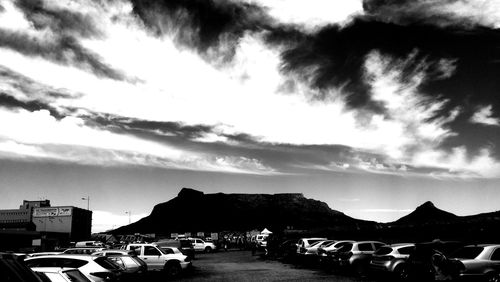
[184,256,191,262]
[300,247,306,253]
[318,249,324,255]
[90,272,114,280]
[343,252,353,259]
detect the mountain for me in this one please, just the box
[393,201,459,225]
[113,188,372,235]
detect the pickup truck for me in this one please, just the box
[190,238,217,253]
[124,243,191,277]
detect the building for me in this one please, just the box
[0,200,92,251]
[0,200,50,225]
[33,206,92,242]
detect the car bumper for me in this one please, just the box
[180,261,192,270]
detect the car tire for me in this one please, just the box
[486,272,500,282]
[165,262,182,278]
[205,246,212,253]
[394,264,409,281]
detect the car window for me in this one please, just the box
[491,248,500,261]
[161,248,175,254]
[358,243,373,251]
[450,247,484,259]
[374,243,385,249]
[144,246,161,256]
[94,257,120,270]
[121,256,140,268]
[307,239,323,245]
[64,269,92,282]
[399,246,415,255]
[42,273,66,282]
[107,257,125,268]
[129,246,141,255]
[374,247,393,255]
[337,243,353,253]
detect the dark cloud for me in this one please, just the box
[130,0,273,61]
[0,66,77,100]
[0,29,127,81]
[84,113,218,140]
[280,17,500,119]
[0,93,65,119]
[15,0,103,38]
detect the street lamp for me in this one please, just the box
[125,211,131,224]
[81,196,90,210]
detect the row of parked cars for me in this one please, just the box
[273,238,500,281]
[1,238,218,282]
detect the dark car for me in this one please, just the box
[449,244,500,282]
[156,239,195,260]
[0,252,46,282]
[403,240,466,281]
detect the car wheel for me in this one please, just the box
[165,262,182,277]
[394,264,409,281]
[205,246,212,253]
[486,272,500,282]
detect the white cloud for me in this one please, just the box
[238,0,363,30]
[470,105,500,126]
[92,210,148,233]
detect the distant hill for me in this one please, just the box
[112,188,372,235]
[393,201,459,225]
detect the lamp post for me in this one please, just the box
[81,196,90,210]
[125,211,131,224]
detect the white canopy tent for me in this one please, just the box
[261,228,273,234]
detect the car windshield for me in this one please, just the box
[309,241,323,248]
[374,247,393,255]
[450,247,484,259]
[323,241,336,248]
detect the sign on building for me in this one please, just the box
[33,208,59,217]
[211,233,218,240]
[58,207,72,216]
[197,232,204,237]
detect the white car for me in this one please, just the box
[296,238,327,254]
[32,267,91,282]
[25,255,121,282]
[190,238,217,253]
[302,240,335,256]
[124,243,191,277]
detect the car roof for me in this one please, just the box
[30,267,77,273]
[25,254,96,261]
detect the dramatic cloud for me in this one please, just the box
[0,0,499,178]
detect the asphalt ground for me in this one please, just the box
[145,250,377,282]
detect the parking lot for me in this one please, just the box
[154,250,376,282]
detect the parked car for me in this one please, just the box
[449,244,500,282]
[0,252,45,282]
[302,240,336,257]
[369,243,415,279]
[335,241,386,274]
[24,254,122,282]
[318,240,354,267]
[31,267,91,282]
[63,248,105,255]
[156,239,195,260]
[296,238,328,254]
[190,238,217,253]
[404,240,466,281]
[123,243,191,277]
[92,250,147,279]
[276,239,299,260]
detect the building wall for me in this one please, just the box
[0,209,31,224]
[33,206,92,241]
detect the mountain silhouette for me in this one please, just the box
[112,188,371,235]
[393,201,459,225]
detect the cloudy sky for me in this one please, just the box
[1,0,500,233]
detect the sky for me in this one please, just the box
[0,0,500,233]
